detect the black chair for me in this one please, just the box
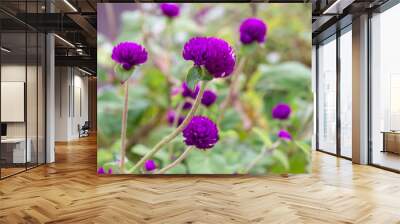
[78,121,90,138]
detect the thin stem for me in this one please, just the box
[168,101,185,158]
[217,57,246,124]
[173,101,185,127]
[129,81,208,173]
[157,146,194,174]
[243,141,281,173]
[233,99,252,131]
[120,81,129,173]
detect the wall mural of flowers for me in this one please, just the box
[97,3,312,175]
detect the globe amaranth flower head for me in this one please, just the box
[111,42,148,70]
[182,101,193,110]
[144,160,157,171]
[167,110,184,127]
[181,82,200,99]
[160,3,180,18]
[183,116,219,149]
[239,18,267,45]
[182,37,236,78]
[171,86,182,96]
[272,103,291,120]
[97,167,112,174]
[278,129,292,141]
[201,90,217,107]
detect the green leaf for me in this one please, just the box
[202,69,214,81]
[114,64,135,84]
[252,127,272,147]
[130,144,169,162]
[294,141,311,156]
[272,150,289,171]
[97,149,114,165]
[288,151,309,173]
[165,164,187,174]
[186,66,202,89]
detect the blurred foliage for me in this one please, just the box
[97,3,312,174]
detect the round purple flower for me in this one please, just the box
[177,117,185,126]
[239,18,267,45]
[171,86,182,96]
[201,90,217,107]
[144,160,157,171]
[167,110,184,127]
[183,101,193,110]
[97,167,112,174]
[272,103,291,120]
[160,3,180,18]
[182,37,209,66]
[182,82,200,99]
[97,167,105,174]
[278,129,292,141]
[182,37,236,78]
[111,42,148,70]
[183,116,219,149]
[167,110,176,124]
[204,37,236,78]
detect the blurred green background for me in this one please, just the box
[97,3,312,174]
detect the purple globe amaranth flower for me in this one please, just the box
[183,116,219,149]
[167,110,176,124]
[97,167,112,174]
[97,167,105,174]
[272,103,291,120]
[144,160,157,171]
[167,110,184,127]
[201,90,217,107]
[239,18,267,45]
[160,3,180,18]
[181,82,200,99]
[182,37,209,66]
[111,42,148,70]
[183,101,193,110]
[182,37,236,78]
[177,116,185,126]
[278,129,292,141]
[171,86,182,96]
[204,37,236,78]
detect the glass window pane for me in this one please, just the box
[38,33,45,165]
[371,4,400,171]
[1,30,27,177]
[318,37,337,154]
[27,31,38,169]
[340,29,352,158]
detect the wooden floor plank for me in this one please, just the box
[0,135,399,223]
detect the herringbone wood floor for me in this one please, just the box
[1,135,400,224]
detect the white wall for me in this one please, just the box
[54,67,89,141]
[55,67,69,141]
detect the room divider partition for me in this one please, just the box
[0,1,47,179]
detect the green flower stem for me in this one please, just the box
[120,81,129,173]
[157,146,194,174]
[129,81,208,173]
[243,140,281,173]
[217,57,246,125]
[168,101,185,158]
